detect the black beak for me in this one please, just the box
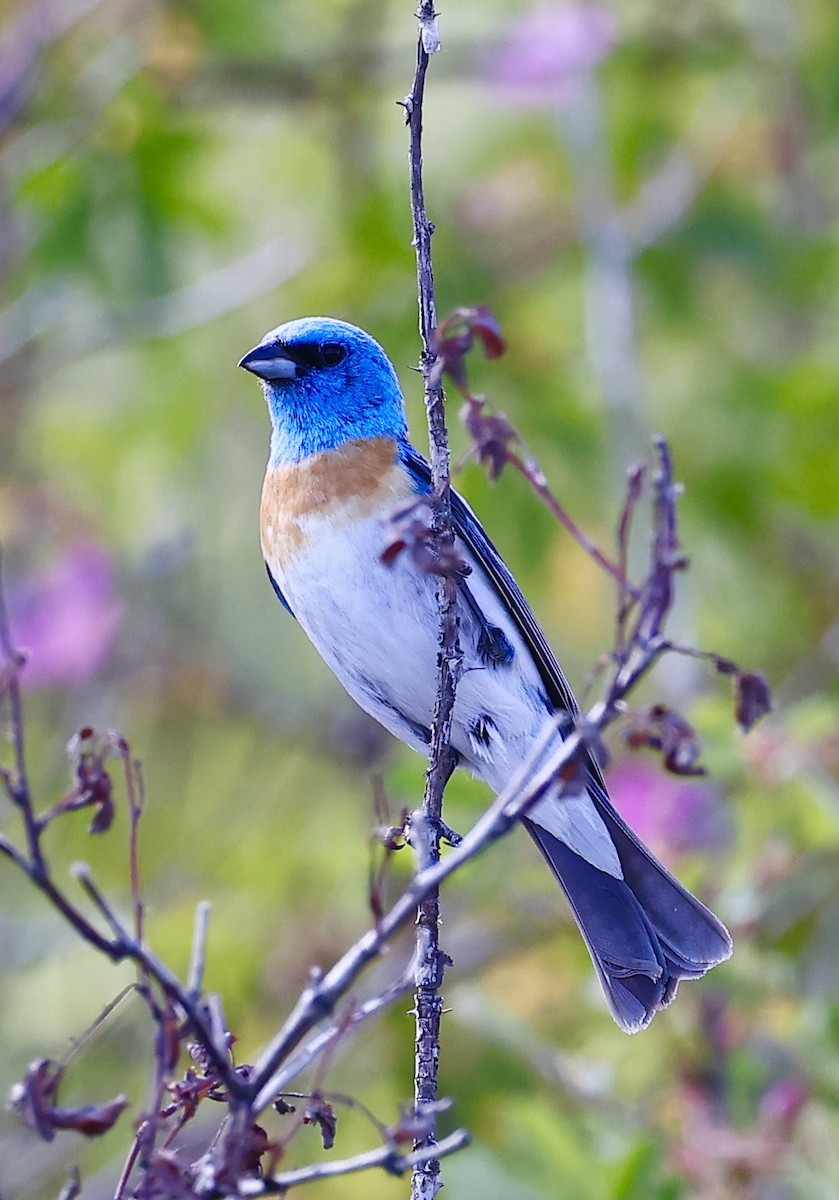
[238,343,298,381]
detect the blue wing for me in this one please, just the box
[399,439,732,1032]
[265,561,295,618]
[399,441,581,720]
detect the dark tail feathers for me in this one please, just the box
[522,777,732,1034]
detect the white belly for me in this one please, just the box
[267,509,542,777]
[266,507,622,879]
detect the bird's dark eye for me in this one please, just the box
[320,342,346,367]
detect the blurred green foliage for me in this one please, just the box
[1,0,838,1196]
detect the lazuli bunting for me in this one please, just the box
[239,317,731,1033]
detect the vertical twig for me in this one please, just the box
[119,739,148,993]
[615,462,645,657]
[186,900,213,998]
[0,548,44,875]
[403,5,457,1198]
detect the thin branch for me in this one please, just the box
[240,1128,470,1194]
[266,1005,354,1173]
[118,739,148,993]
[186,900,213,999]
[252,974,413,1109]
[67,863,240,1092]
[0,569,242,1096]
[404,5,453,1198]
[112,1134,143,1200]
[248,713,570,1110]
[502,443,636,596]
[450,339,635,598]
[275,1088,393,1146]
[11,854,119,957]
[0,548,42,872]
[113,1063,171,1200]
[615,462,646,656]
[63,983,136,1067]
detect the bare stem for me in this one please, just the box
[119,741,148,990]
[187,900,213,998]
[503,444,636,596]
[404,4,454,1197]
[248,716,571,1113]
[242,1128,470,1194]
[0,549,43,874]
[253,975,413,1113]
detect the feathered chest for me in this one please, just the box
[260,436,415,576]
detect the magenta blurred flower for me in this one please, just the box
[760,1077,808,1130]
[14,542,123,688]
[607,759,730,858]
[489,3,617,108]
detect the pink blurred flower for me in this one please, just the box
[13,541,123,688]
[607,759,730,858]
[760,1077,808,1131]
[489,3,617,108]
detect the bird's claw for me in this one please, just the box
[404,811,462,848]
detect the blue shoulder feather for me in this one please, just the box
[398,441,580,717]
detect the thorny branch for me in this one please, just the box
[402,4,456,1198]
[0,348,769,1194]
[0,582,467,1193]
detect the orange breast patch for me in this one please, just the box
[260,436,413,568]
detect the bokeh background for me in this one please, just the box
[1,0,838,1196]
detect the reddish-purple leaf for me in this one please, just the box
[433,336,470,389]
[304,1095,338,1150]
[242,1122,270,1173]
[655,706,706,777]
[88,793,115,835]
[141,1154,195,1200]
[155,1007,183,1075]
[624,705,706,777]
[9,1058,64,1141]
[382,510,470,580]
[555,742,591,790]
[624,727,661,752]
[380,536,408,567]
[431,306,505,392]
[713,656,738,677]
[50,1095,128,1137]
[469,304,506,359]
[10,1058,127,1141]
[58,725,120,835]
[735,671,772,732]
[461,398,518,481]
[663,743,706,778]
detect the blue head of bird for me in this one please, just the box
[239,317,408,465]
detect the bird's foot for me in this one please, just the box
[432,815,463,847]
[404,810,462,849]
